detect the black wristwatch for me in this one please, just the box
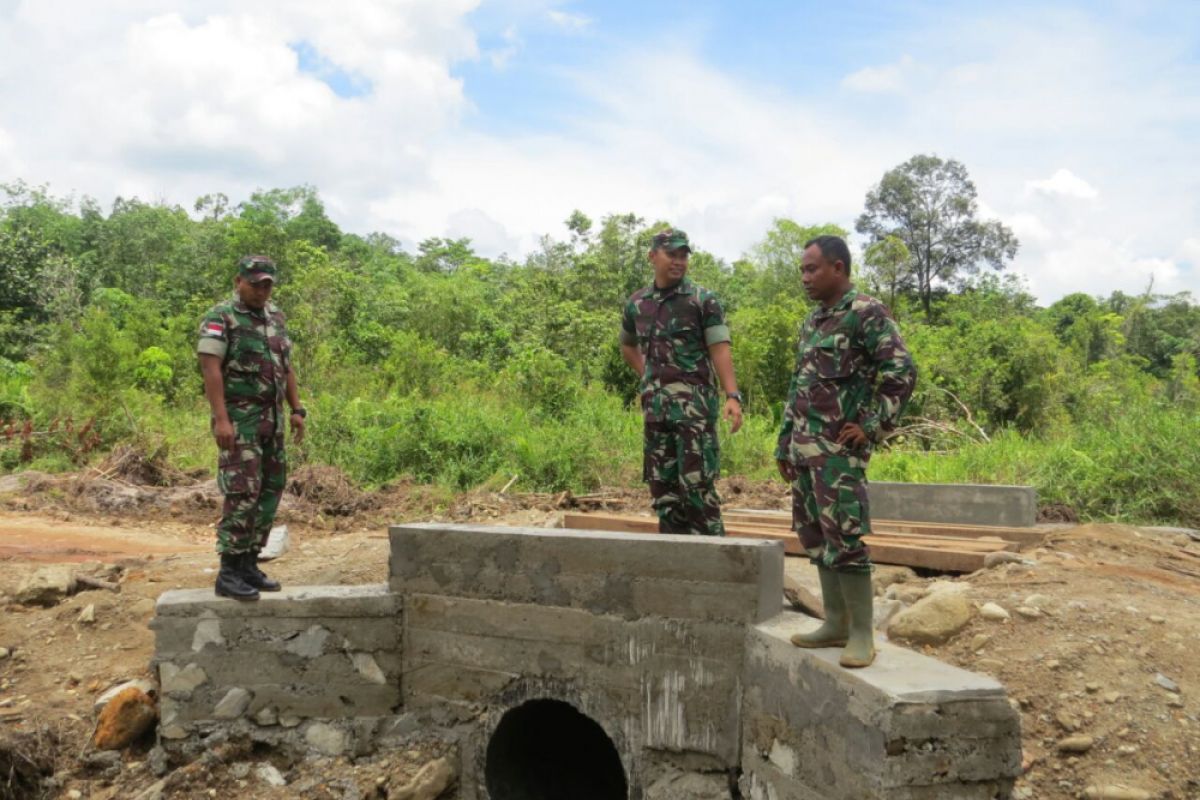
[725,391,744,404]
[291,407,307,418]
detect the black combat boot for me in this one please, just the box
[242,551,281,592]
[215,552,259,601]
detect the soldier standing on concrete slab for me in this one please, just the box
[777,235,915,668]
[620,228,744,536]
[197,255,306,601]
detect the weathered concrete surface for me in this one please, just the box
[740,614,1021,800]
[870,481,1037,527]
[390,524,782,797]
[151,584,402,752]
[390,523,784,624]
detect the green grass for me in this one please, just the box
[5,376,1199,527]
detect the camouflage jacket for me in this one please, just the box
[620,278,731,423]
[775,289,915,468]
[196,297,292,436]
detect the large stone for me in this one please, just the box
[14,565,76,606]
[93,687,157,750]
[94,679,158,714]
[887,591,974,645]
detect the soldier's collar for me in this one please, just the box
[817,287,857,316]
[651,276,692,299]
[232,298,269,317]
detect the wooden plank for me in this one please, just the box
[561,513,988,572]
[723,509,1046,547]
[562,513,1014,552]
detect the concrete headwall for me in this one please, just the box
[151,585,407,758]
[741,616,1021,799]
[391,523,784,797]
[871,482,1037,527]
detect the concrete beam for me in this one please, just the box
[870,482,1037,528]
[389,523,784,623]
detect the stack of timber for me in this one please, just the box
[562,511,1045,573]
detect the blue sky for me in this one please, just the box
[1,0,1197,302]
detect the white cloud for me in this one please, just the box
[1178,238,1200,266]
[1026,168,1099,200]
[546,9,591,31]
[842,55,914,93]
[0,2,1196,308]
[0,1,476,214]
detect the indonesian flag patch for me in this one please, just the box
[201,321,225,338]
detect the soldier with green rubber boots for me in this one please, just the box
[197,255,306,600]
[777,235,916,668]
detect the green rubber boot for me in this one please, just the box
[838,571,876,668]
[790,566,848,648]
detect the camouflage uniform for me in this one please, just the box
[776,289,916,572]
[197,297,293,555]
[621,277,732,536]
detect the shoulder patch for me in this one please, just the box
[201,321,225,338]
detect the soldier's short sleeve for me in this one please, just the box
[619,299,638,346]
[197,310,228,359]
[701,291,731,346]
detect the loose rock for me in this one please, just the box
[983,551,1028,568]
[78,604,96,624]
[1081,786,1153,800]
[93,687,158,750]
[94,679,158,715]
[887,591,974,645]
[14,565,76,606]
[979,602,1011,621]
[782,575,824,618]
[255,762,287,787]
[391,757,457,800]
[1154,673,1180,693]
[1056,734,1094,753]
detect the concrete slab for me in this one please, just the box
[870,482,1037,527]
[154,584,400,618]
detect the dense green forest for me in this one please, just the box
[2,156,1200,525]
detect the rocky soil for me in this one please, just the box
[0,470,1197,799]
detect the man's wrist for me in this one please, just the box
[725,390,744,404]
[291,407,307,418]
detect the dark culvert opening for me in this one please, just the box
[485,699,628,800]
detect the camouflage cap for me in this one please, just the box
[651,228,691,252]
[237,255,276,283]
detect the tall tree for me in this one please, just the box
[856,155,1018,318]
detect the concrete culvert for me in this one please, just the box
[485,699,628,800]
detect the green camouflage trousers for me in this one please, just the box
[644,418,725,536]
[216,432,286,555]
[790,456,872,572]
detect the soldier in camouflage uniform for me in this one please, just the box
[197,255,306,601]
[777,235,915,668]
[620,228,744,536]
